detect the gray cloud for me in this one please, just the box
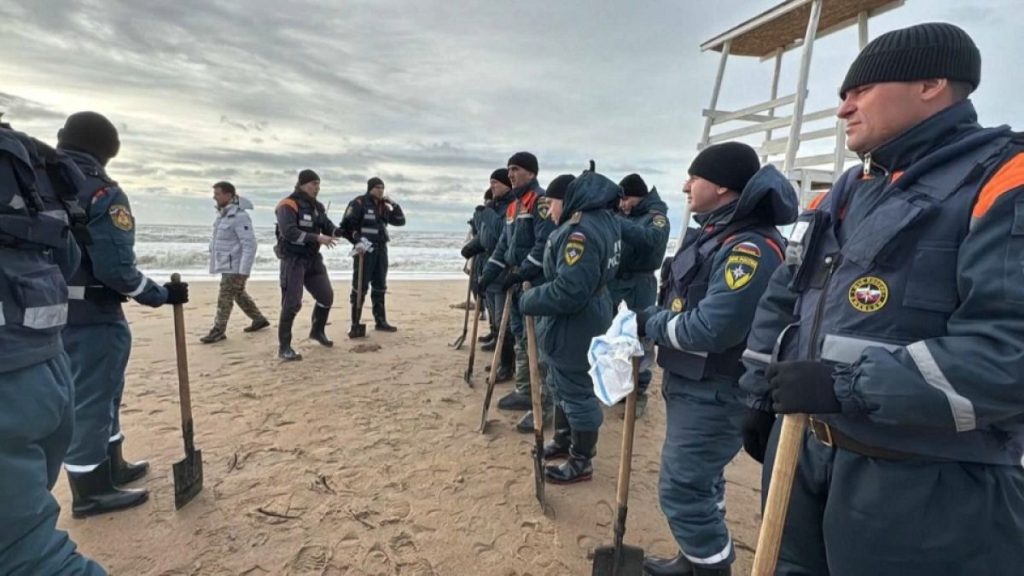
[1,0,1021,231]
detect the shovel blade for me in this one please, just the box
[451,335,466,349]
[532,450,545,505]
[173,449,204,510]
[350,323,367,338]
[591,544,645,576]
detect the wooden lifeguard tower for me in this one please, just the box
[697,0,906,210]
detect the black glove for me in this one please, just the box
[478,267,497,292]
[164,281,190,306]
[768,361,840,414]
[741,409,776,464]
[635,305,659,338]
[502,270,524,290]
[461,238,484,260]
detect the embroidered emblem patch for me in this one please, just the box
[108,204,133,231]
[537,197,551,220]
[564,240,585,266]
[731,241,761,258]
[724,254,758,290]
[345,205,353,218]
[652,214,668,229]
[671,298,684,312]
[849,276,889,312]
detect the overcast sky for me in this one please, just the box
[2,0,1021,231]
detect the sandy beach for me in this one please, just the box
[55,279,764,576]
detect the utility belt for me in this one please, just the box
[809,417,927,461]
[68,285,128,304]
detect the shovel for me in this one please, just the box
[350,252,367,338]
[170,273,204,510]
[523,285,545,506]
[478,288,514,433]
[451,256,475,349]
[592,357,644,576]
[464,287,482,387]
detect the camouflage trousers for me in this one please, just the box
[214,273,266,331]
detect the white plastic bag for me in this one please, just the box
[349,237,374,257]
[589,302,645,406]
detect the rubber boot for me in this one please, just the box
[348,296,365,339]
[67,460,149,518]
[643,552,695,576]
[278,316,302,361]
[309,305,334,347]
[544,430,596,484]
[108,437,149,485]
[542,404,571,460]
[372,292,398,332]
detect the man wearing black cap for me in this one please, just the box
[56,111,190,517]
[340,177,406,335]
[522,169,622,484]
[274,169,341,360]
[638,143,797,576]
[478,152,557,431]
[740,22,1024,575]
[462,169,516,380]
[608,173,670,418]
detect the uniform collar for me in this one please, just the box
[865,100,980,174]
[512,178,538,198]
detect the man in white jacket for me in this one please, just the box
[201,181,270,343]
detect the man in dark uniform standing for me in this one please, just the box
[637,143,796,576]
[275,169,339,361]
[521,169,621,484]
[741,23,1024,575]
[340,176,406,335]
[1,119,106,574]
[609,173,670,417]
[58,111,190,518]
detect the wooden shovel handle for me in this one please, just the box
[523,282,544,439]
[615,358,640,507]
[751,413,807,576]
[170,273,192,426]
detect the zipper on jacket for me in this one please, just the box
[807,253,840,360]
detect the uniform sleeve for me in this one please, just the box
[483,218,510,276]
[385,201,406,227]
[738,263,799,411]
[621,212,670,260]
[520,199,556,280]
[276,199,317,245]
[235,210,257,276]
[339,200,363,244]
[87,187,167,307]
[833,182,1024,432]
[520,230,601,317]
[647,234,783,357]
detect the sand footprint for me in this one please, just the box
[285,543,331,576]
[362,543,392,576]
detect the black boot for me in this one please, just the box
[199,327,226,344]
[544,430,596,484]
[643,552,695,576]
[67,460,149,518]
[278,316,302,361]
[309,305,334,347]
[348,295,366,339]
[107,437,149,485]
[542,405,571,460]
[372,292,398,332]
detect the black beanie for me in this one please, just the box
[490,168,512,188]
[840,22,981,99]
[58,111,120,163]
[507,151,539,175]
[297,169,320,186]
[688,142,760,193]
[367,177,384,192]
[545,174,575,201]
[619,173,648,198]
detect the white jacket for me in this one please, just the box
[209,197,257,276]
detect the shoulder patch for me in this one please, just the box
[570,211,583,225]
[345,205,354,218]
[724,252,758,290]
[537,197,550,220]
[109,204,134,231]
[652,214,668,229]
[569,231,586,243]
[564,238,585,266]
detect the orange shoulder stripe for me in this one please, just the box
[521,190,538,212]
[277,198,298,212]
[807,192,827,210]
[974,153,1024,218]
